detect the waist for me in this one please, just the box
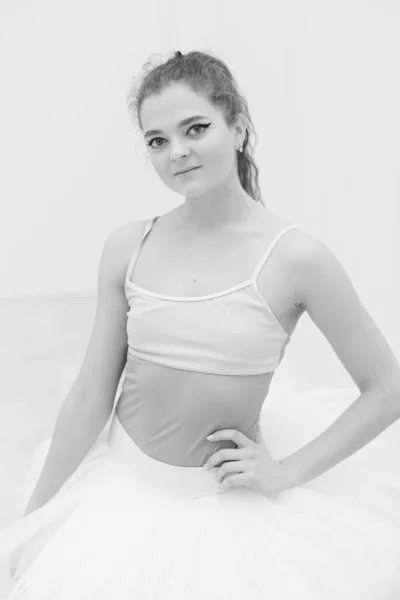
[116,354,271,465]
[108,415,230,498]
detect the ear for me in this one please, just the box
[234,113,248,140]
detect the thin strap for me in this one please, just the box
[251,225,298,282]
[125,217,158,283]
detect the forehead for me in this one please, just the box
[140,83,219,130]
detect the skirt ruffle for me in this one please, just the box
[1,382,400,599]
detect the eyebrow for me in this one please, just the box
[144,115,209,138]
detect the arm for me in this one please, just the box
[23,224,136,516]
[280,235,400,489]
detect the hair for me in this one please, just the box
[126,50,263,206]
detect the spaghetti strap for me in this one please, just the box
[125,217,158,284]
[2,212,400,600]
[251,225,298,282]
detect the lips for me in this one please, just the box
[175,166,200,175]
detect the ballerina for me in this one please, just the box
[1,49,400,599]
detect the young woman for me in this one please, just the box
[1,49,400,599]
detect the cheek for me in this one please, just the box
[151,156,168,176]
[207,147,235,178]
[208,138,234,166]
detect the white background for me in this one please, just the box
[1,0,399,387]
[1,0,400,592]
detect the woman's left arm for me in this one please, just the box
[280,234,400,489]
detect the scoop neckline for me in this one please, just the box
[124,277,255,302]
[125,219,297,304]
[124,278,290,339]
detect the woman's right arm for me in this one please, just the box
[23,222,141,516]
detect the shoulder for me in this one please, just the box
[260,213,339,306]
[107,220,148,242]
[104,219,150,251]
[281,226,352,309]
[101,220,149,286]
[281,225,329,266]
[259,211,324,269]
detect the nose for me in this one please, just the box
[169,142,191,161]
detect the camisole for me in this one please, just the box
[115,216,298,466]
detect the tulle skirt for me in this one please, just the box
[1,383,400,599]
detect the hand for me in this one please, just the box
[204,427,292,498]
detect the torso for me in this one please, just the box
[121,203,306,338]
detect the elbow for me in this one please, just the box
[378,381,400,421]
[388,387,400,420]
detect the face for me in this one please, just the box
[139,82,247,198]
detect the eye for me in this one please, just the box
[147,122,210,149]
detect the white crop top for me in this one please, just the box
[115,216,298,466]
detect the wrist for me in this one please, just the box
[277,457,301,492]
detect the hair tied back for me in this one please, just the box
[128,49,263,205]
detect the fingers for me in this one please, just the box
[217,460,248,477]
[207,429,256,448]
[204,447,252,470]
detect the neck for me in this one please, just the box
[177,184,261,232]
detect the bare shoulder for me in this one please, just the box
[257,210,333,306]
[275,222,334,306]
[259,210,324,274]
[278,223,327,268]
[279,223,359,318]
[114,220,148,243]
[103,220,149,287]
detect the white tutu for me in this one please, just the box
[1,381,400,599]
